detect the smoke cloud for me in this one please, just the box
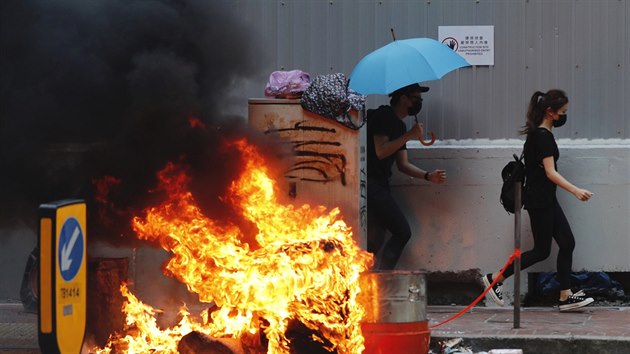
[0,0,269,244]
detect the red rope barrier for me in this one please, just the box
[416,248,522,334]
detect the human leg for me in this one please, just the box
[501,207,555,279]
[368,188,411,270]
[551,202,575,291]
[379,208,411,270]
[367,181,411,269]
[367,208,386,256]
[550,202,593,310]
[483,207,554,306]
[367,182,388,264]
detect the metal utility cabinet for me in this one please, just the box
[248,98,367,248]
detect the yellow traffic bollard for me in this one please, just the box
[38,200,87,354]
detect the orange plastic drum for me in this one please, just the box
[359,271,430,354]
[362,321,430,354]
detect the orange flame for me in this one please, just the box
[95,138,373,353]
[94,283,205,353]
[188,115,206,130]
[92,175,121,205]
[91,175,124,228]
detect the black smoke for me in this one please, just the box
[0,0,270,244]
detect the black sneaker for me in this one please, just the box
[573,290,587,297]
[482,274,504,306]
[559,293,594,311]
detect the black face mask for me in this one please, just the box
[408,98,423,116]
[553,114,567,128]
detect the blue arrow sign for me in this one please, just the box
[58,217,84,282]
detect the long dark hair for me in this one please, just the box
[520,89,569,135]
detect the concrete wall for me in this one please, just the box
[391,140,629,300]
[3,140,626,302]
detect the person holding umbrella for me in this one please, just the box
[482,89,595,311]
[349,36,469,269]
[366,83,446,270]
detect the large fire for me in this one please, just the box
[94,139,373,353]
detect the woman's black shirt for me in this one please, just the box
[524,127,559,209]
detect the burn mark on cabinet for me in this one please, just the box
[264,122,347,186]
[265,122,337,134]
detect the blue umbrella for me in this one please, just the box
[349,37,470,95]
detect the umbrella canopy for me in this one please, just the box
[349,38,470,95]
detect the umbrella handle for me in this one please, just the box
[419,131,436,146]
[413,115,435,146]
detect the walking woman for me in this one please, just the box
[483,89,595,311]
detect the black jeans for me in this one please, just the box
[367,179,412,270]
[503,200,576,289]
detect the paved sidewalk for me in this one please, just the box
[1,302,629,353]
[0,303,38,354]
[428,305,630,353]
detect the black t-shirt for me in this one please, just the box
[367,105,407,185]
[524,127,559,209]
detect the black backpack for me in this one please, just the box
[500,152,526,214]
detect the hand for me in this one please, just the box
[410,122,424,140]
[428,169,447,184]
[573,188,593,202]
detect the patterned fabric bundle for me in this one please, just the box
[300,73,366,130]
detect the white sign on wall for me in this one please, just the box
[438,25,494,66]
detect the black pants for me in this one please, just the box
[503,200,576,289]
[367,180,412,270]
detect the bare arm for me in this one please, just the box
[542,156,593,201]
[395,150,446,184]
[373,122,423,160]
